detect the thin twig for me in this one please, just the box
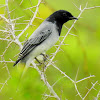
[17,0,42,39]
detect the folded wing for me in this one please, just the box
[13,29,52,66]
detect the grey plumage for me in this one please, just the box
[13,10,78,67]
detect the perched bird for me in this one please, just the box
[13,10,78,67]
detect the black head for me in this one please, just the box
[47,10,78,25]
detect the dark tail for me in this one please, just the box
[13,59,21,67]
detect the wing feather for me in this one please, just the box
[13,29,52,66]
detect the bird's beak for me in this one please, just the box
[70,16,78,20]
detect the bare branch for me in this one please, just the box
[24,6,37,10]
[85,6,100,10]
[11,16,24,22]
[17,0,42,39]
[96,90,100,99]
[76,75,95,83]
[0,60,14,63]
[0,76,11,92]
[83,81,98,100]
[0,14,9,23]
[31,62,60,100]
[74,83,83,99]
[19,0,23,5]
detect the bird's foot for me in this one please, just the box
[40,53,49,62]
[35,57,42,65]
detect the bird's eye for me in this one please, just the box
[63,13,67,16]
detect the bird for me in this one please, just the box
[13,10,78,67]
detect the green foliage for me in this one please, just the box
[0,0,100,100]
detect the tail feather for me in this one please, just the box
[13,59,21,67]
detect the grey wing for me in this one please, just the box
[13,29,52,66]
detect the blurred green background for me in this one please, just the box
[0,0,100,100]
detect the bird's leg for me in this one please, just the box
[40,53,49,72]
[40,53,48,62]
[35,57,42,65]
